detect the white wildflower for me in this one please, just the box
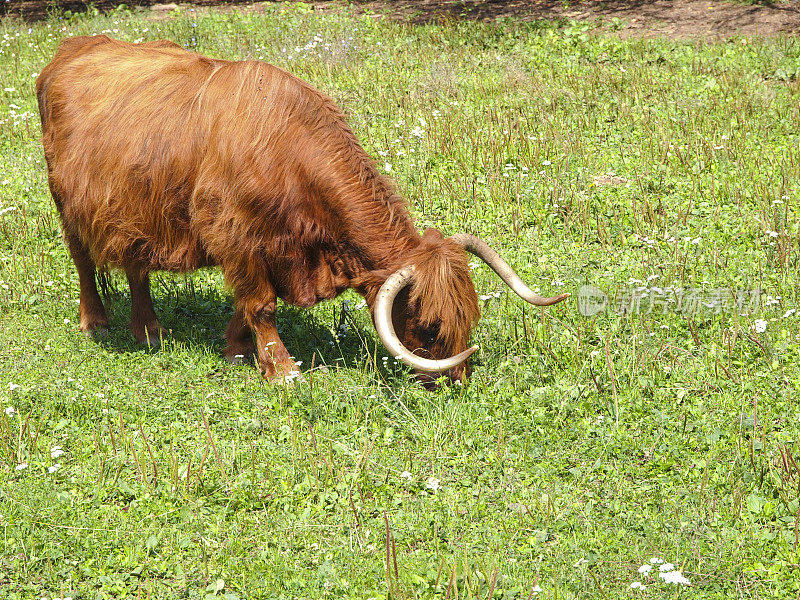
[650,557,664,564]
[283,370,301,382]
[659,563,675,572]
[48,463,61,473]
[425,477,440,492]
[659,570,691,585]
[530,585,542,594]
[630,581,645,589]
[8,382,19,391]
[784,309,796,318]
[4,406,15,416]
[638,564,652,574]
[753,319,767,334]
[15,462,27,471]
[51,446,64,459]
[384,162,392,173]
[400,470,412,481]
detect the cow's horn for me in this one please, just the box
[373,265,478,373]
[449,233,571,306]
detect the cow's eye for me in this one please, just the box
[418,324,440,345]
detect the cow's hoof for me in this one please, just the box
[133,323,167,347]
[83,327,109,340]
[138,330,166,348]
[275,371,304,385]
[262,363,304,384]
[225,353,253,366]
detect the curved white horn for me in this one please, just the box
[373,265,478,373]
[449,234,570,306]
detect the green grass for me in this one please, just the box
[1,3,800,598]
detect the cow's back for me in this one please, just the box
[37,36,226,272]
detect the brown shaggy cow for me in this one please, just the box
[37,36,568,384]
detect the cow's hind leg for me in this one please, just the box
[126,269,166,347]
[223,308,256,364]
[64,231,109,336]
[237,291,300,382]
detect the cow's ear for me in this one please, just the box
[422,228,444,242]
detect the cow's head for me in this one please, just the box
[373,230,570,386]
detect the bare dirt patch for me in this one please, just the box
[355,0,800,38]
[3,0,800,38]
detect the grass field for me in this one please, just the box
[1,3,800,598]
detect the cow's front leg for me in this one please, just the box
[223,308,256,365]
[240,295,300,382]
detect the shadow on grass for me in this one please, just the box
[92,272,390,381]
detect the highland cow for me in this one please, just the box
[37,36,568,384]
